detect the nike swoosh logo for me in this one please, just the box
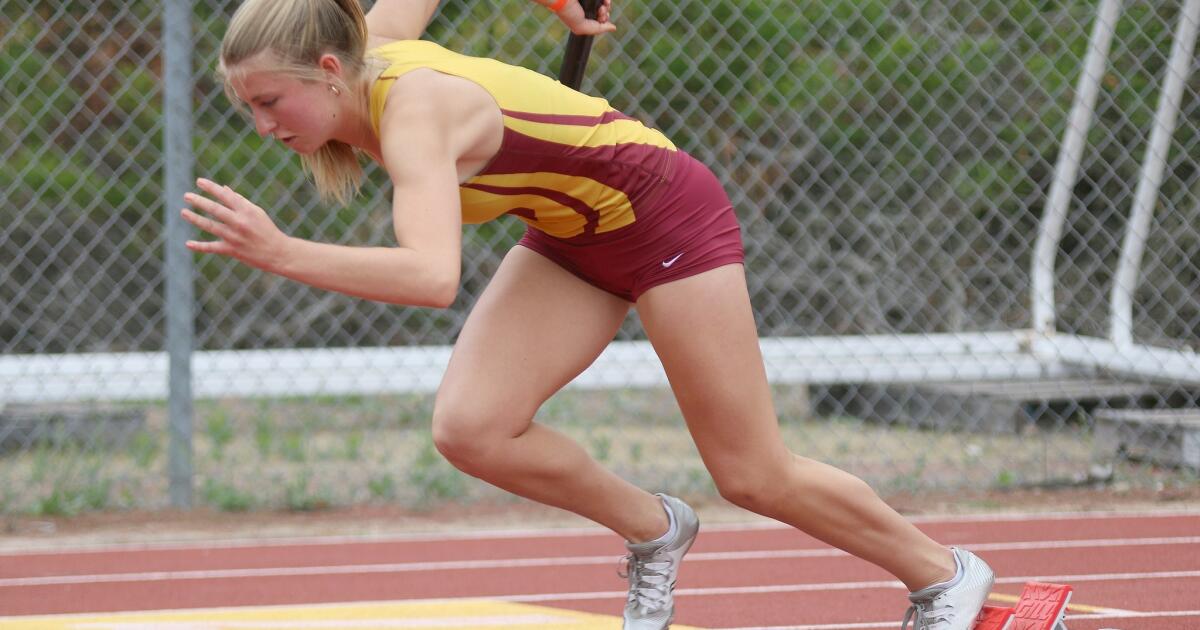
[661,253,685,268]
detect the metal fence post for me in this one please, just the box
[163,0,196,508]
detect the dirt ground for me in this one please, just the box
[3,484,1198,553]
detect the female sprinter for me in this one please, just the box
[181,0,995,627]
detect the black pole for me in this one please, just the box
[557,0,603,90]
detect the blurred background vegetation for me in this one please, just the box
[3,0,1197,354]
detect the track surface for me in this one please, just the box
[2,510,1198,629]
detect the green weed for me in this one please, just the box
[33,478,111,516]
[279,430,306,463]
[128,430,160,469]
[995,469,1016,489]
[201,478,253,512]
[254,415,274,457]
[368,474,397,500]
[205,410,235,461]
[344,431,363,461]
[284,472,330,512]
[589,435,612,463]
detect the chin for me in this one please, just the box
[289,141,318,155]
[294,139,333,156]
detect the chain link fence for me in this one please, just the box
[2,0,1198,516]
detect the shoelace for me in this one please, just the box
[901,600,954,630]
[617,553,674,613]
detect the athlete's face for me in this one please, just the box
[227,54,342,155]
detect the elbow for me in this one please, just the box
[426,286,457,309]
[420,270,460,309]
[386,250,459,308]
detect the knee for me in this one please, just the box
[711,464,788,514]
[710,454,820,515]
[430,404,494,474]
[712,456,876,516]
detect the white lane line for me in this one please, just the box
[496,570,1200,604]
[717,609,1200,630]
[6,508,1197,556]
[995,570,1200,586]
[3,536,1199,588]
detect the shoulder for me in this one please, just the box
[378,68,446,121]
[378,67,497,132]
[376,68,501,174]
[376,71,452,174]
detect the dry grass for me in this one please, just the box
[2,386,1194,516]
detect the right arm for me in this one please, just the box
[180,76,467,308]
[181,174,461,308]
[269,80,468,309]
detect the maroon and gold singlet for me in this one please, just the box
[368,40,743,301]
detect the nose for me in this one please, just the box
[253,109,276,138]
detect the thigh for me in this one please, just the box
[635,264,789,473]
[436,245,632,435]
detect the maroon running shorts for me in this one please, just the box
[517,151,744,302]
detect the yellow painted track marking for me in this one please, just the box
[0,600,707,630]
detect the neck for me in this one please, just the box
[330,62,387,162]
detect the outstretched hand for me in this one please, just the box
[181,178,290,272]
[555,0,615,36]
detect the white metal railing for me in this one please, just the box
[1031,0,1122,336]
[7,329,1200,404]
[1110,0,1200,346]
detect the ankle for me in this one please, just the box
[906,547,959,593]
[626,494,672,543]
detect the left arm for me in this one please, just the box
[534,0,616,35]
[365,0,442,48]
[364,0,615,50]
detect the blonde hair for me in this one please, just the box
[220,0,370,205]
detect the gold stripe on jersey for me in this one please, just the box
[463,172,638,238]
[458,188,588,238]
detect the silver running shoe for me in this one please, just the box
[902,547,995,630]
[619,494,699,629]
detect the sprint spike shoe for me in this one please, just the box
[902,547,995,630]
[620,494,699,629]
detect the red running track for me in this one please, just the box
[2,509,1198,629]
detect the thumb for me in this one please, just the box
[573,20,617,35]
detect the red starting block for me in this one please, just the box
[973,582,1073,630]
[974,605,1016,630]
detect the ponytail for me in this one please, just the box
[331,0,369,50]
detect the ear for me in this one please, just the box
[318,53,344,79]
